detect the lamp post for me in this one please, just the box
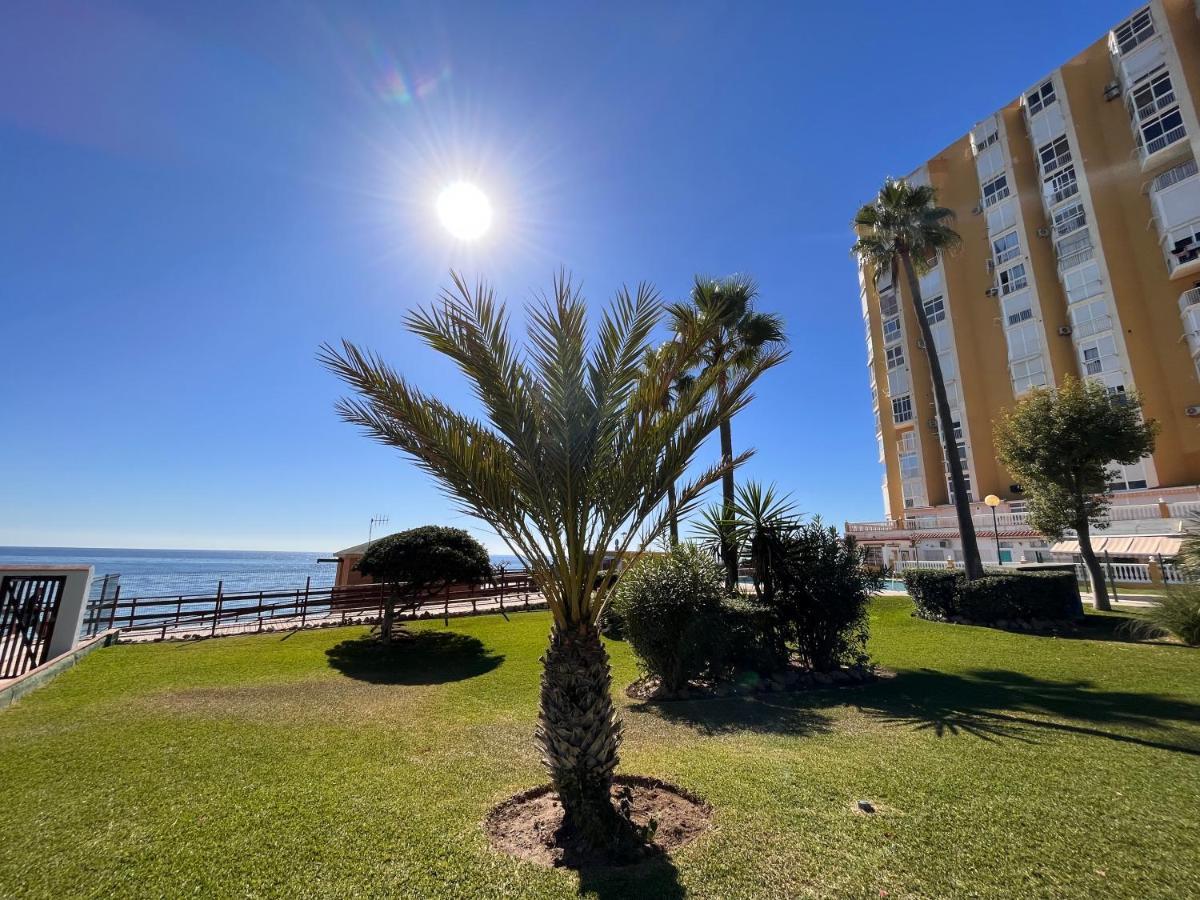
[984,494,1002,566]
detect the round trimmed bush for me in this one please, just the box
[609,544,726,692]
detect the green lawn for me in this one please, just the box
[2,597,1198,899]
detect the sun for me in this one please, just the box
[436,182,493,240]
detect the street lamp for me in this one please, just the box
[984,494,1002,566]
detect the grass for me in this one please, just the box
[1,597,1198,899]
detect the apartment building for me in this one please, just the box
[849,0,1200,569]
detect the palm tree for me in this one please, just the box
[668,276,787,590]
[694,480,799,603]
[638,343,697,544]
[852,178,984,580]
[320,272,782,854]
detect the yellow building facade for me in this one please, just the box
[850,1,1200,569]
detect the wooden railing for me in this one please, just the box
[82,571,538,641]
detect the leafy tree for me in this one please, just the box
[852,178,983,580]
[356,526,492,644]
[993,376,1158,611]
[668,276,787,590]
[320,272,781,855]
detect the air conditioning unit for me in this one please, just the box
[986,259,996,272]
[916,338,927,349]
[1187,405,1200,417]
[1036,226,1051,238]
[1103,81,1121,101]
[927,418,939,431]
[985,287,999,297]
[1058,325,1073,336]
[971,205,983,215]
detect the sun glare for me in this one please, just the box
[436,182,493,240]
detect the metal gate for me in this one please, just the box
[0,575,67,678]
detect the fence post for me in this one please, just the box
[301,576,310,628]
[127,595,138,630]
[211,581,224,637]
[1104,551,1120,603]
[257,591,265,632]
[107,586,121,631]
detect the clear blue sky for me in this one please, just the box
[1,0,1137,553]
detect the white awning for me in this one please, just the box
[1050,536,1182,557]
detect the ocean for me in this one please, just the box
[0,546,524,600]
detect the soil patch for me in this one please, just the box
[484,775,711,868]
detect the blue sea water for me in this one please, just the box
[0,546,524,600]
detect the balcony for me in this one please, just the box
[1161,218,1200,278]
[846,500,1175,539]
[1180,288,1200,358]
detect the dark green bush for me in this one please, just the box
[903,569,960,620]
[609,544,726,691]
[908,567,1080,624]
[761,522,879,671]
[719,596,785,675]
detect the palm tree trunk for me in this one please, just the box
[1076,516,1110,612]
[667,481,680,545]
[898,253,984,580]
[536,622,631,849]
[718,411,738,592]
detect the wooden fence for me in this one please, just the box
[82,570,538,641]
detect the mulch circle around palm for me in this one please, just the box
[484,775,712,868]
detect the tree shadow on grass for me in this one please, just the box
[324,630,504,685]
[575,854,684,900]
[630,691,835,738]
[855,667,1200,756]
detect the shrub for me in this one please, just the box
[1124,587,1200,646]
[609,544,727,692]
[909,568,1081,624]
[719,596,785,676]
[763,522,879,671]
[903,569,960,620]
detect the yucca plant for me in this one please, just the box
[694,480,799,603]
[320,272,783,853]
[1122,586,1200,646]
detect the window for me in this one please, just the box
[1039,136,1072,175]
[1070,297,1112,338]
[1151,158,1198,193]
[1113,7,1154,55]
[974,129,999,153]
[1080,335,1118,377]
[1107,384,1128,404]
[1130,71,1185,156]
[892,395,913,424]
[1063,262,1103,303]
[1056,228,1094,270]
[886,345,905,369]
[898,432,921,479]
[879,289,898,318]
[1007,307,1033,326]
[1011,356,1047,394]
[1046,166,1078,205]
[1026,80,1056,116]
[1006,320,1041,362]
[923,295,945,324]
[998,263,1028,295]
[882,316,901,343]
[982,173,1010,207]
[1053,202,1086,237]
[987,199,1017,234]
[992,231,1021,265]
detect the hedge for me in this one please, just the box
[903,568,1081,624]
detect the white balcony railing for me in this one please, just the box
[1142,122,1187,158]
[1058,244,1095,273]
[1181,287,1200,312]
[846,501,1176,536]
[1162,218,1200,274]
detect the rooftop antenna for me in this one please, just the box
[367,514,389,548]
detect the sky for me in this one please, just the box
[0,0,1140,553]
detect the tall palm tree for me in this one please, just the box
[638,343,696,544]
[852,178,984,580]
[321,272,782,854]
[668,276,787,590]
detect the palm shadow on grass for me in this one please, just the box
[325,630,504,684]
[575,855,684,900]
[632,668,1200,756]
[856,667,1200,755]
[630,691,835,738]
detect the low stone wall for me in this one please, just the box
[0,629,119,710]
